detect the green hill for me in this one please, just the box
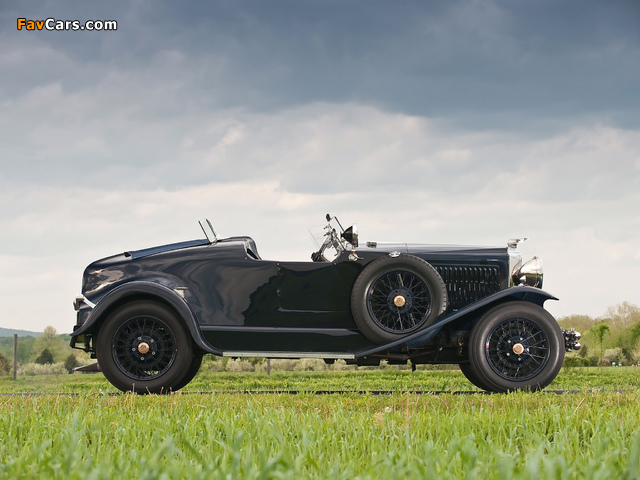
[0,327,41,337]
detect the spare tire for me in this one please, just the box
[351,254,447,344]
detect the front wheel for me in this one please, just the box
[467,301,564,393]
[458,363,491,391]
[96,301,195,394]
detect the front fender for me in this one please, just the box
[355,286,558,357]
[72,281,221,355]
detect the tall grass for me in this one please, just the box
[1,391,639,478]
[1,368,640,478]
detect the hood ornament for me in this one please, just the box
[507,237,528,249]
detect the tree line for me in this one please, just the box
[558,301,640,366]
[0,326,86,375]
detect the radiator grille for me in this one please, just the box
[435,265,503,310]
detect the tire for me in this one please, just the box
[351,254,447,344]
[172,355,203,391]
[96,301,195,394]
[467,301,564,393]
[458,363,492,391]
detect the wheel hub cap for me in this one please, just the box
[393,295,406,307]
[485,317,550,381]
[386,288,413,312]
[112,315,177,381]
[367,269,434,334]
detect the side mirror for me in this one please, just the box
[341,225,358,248]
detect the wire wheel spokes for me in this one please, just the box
[484,317,550,381]
[112,315,177,381]
[366,269,433,333]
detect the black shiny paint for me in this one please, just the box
[72,231,548,362]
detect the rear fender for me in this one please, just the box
[356,286,558,357]
[72,282,220,355]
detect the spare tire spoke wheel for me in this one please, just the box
[368,270,433,333]
[351,254,448,344]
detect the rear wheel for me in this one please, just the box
[172,355,203,391]
[468,302,564,392]
[96,301,194,394]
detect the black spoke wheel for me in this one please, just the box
[485,317,550,381]
[351,254,447,344]
[367,270,433,333]
[112,315,177,381]
[467,301,564,393]
[96,301,195,394]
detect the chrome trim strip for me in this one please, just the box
[223,351,355,359]
[507,246,523,287]
[173,287,188,299]
[201,326,358,335]
[74,295,96,311]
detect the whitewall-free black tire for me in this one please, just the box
[467,301,564,393]
[96,301,195,394]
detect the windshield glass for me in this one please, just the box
[198,219,217,244]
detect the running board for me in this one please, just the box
[223,351,355,360]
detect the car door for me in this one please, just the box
[276,261,351,327]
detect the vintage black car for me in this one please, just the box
[71,215,581,393]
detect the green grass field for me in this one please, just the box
[2,368,639,478]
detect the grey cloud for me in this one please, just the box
[2,0,639,127]
[2,92,639,204]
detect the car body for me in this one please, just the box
[71,215,581,393]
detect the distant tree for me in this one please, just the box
[577,343,588,358]
[35,348,54,365]
[603,348,623,366]
[629,322,640,345]
[0,352,10,376]
[610,321,640,364]
[16,338,34,364]
[605,302,640,327]
[589,323,610,365]
[31,326,67,363]
[64,354,79,373]
[557,314,598,334]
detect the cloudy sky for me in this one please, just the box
[1,0,639,333]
